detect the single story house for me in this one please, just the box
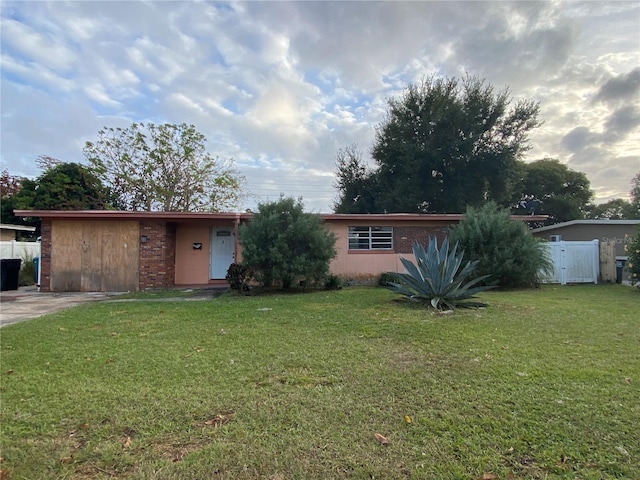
[15,210,546,292]
[532,220,640,283]
[0,223,36,241]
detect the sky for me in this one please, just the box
[1,1,639,213]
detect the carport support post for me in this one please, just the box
[38,220,52,292]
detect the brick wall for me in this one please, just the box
[139,221,176,289]
[394,226,449,254]
[39,219,52,291]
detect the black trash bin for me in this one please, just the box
[615,259,625,284]
[1,258,22,291]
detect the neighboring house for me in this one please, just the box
[0,223,36,241]
[15,210,545,292]
[532,220,640,283]
[0,224,39,261]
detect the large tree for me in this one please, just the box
[333,144,380,213]
[8,163,112,236]
[585,171,640,220]
[84,122,245,212]
[629,171,640,218]
[515,158,593,224]
[14,162,112,211]
[334,75,540,213]
[1,169,30,230]
[586,198,634,220]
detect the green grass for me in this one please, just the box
[1,285,638,479]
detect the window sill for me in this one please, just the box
[347,249,395,254]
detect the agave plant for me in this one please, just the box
[387,237,494,310]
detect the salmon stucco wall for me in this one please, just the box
[175,224,212,285]
[326,220,452,281]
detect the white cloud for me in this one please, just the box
[0,18,76,71]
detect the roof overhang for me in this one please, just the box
[15,210,548,223]
[13,210,253,221]
[0,223,36,232]
[532,219,640,233]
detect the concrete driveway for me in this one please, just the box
[0,287,114,327]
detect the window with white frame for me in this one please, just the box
[348,226,393,250]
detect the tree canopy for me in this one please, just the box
[13,162,112,212]
[1,169,31,230]
[84,122,245,212]
[334,75,541,213]
[514,158,593,224]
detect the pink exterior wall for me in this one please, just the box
[174,220,241,285]
[325,221,447,283]
[326,222,411,282]
[175,223,212,285]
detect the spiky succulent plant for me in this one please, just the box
[388,237,494,310]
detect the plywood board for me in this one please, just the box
[101,221,139,291]
[50,220,139,292]
[51,220,82,291]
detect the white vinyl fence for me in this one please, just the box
[543,240,599,285]
[0,241,41,260]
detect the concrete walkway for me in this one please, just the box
[0,286,228,328]
[0,286,116,328]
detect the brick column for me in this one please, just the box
[139,221,177,289]
[39,219,52,291]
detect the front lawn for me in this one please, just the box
[1,285,638,479]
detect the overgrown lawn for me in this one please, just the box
[1,285,638,479]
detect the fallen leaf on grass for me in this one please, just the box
[59,456,74,464]
[122,436,132,448]
[6,370,13,375]
[374,433,389,445]
[624,377,631,384]
[0,469,11,480]
[203,413,232,427]
[477,474,498,480]
[404,415,412,424]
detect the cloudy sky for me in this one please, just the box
[1,1,639,212]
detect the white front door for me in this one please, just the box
[210,227,235,279]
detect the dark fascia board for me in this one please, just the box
[322,213,547,222]
[15,210,547,223]
[13,210,253,221]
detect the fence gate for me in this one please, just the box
[544,240,599,285]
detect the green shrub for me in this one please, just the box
[378,272,396,287]
[625,226,640,287]
[238,197,337,289]
[387,237,494,310]
[18,252,36,286]
[324,274,342,290]
[225,263,252,291]
[450,202,552,288]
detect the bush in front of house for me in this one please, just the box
[625,226,640,287]
[387,237,494,310]
[449,202,552,288]
[238,197,337,289]
[225,263,252,291]
[18,252,36,286]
